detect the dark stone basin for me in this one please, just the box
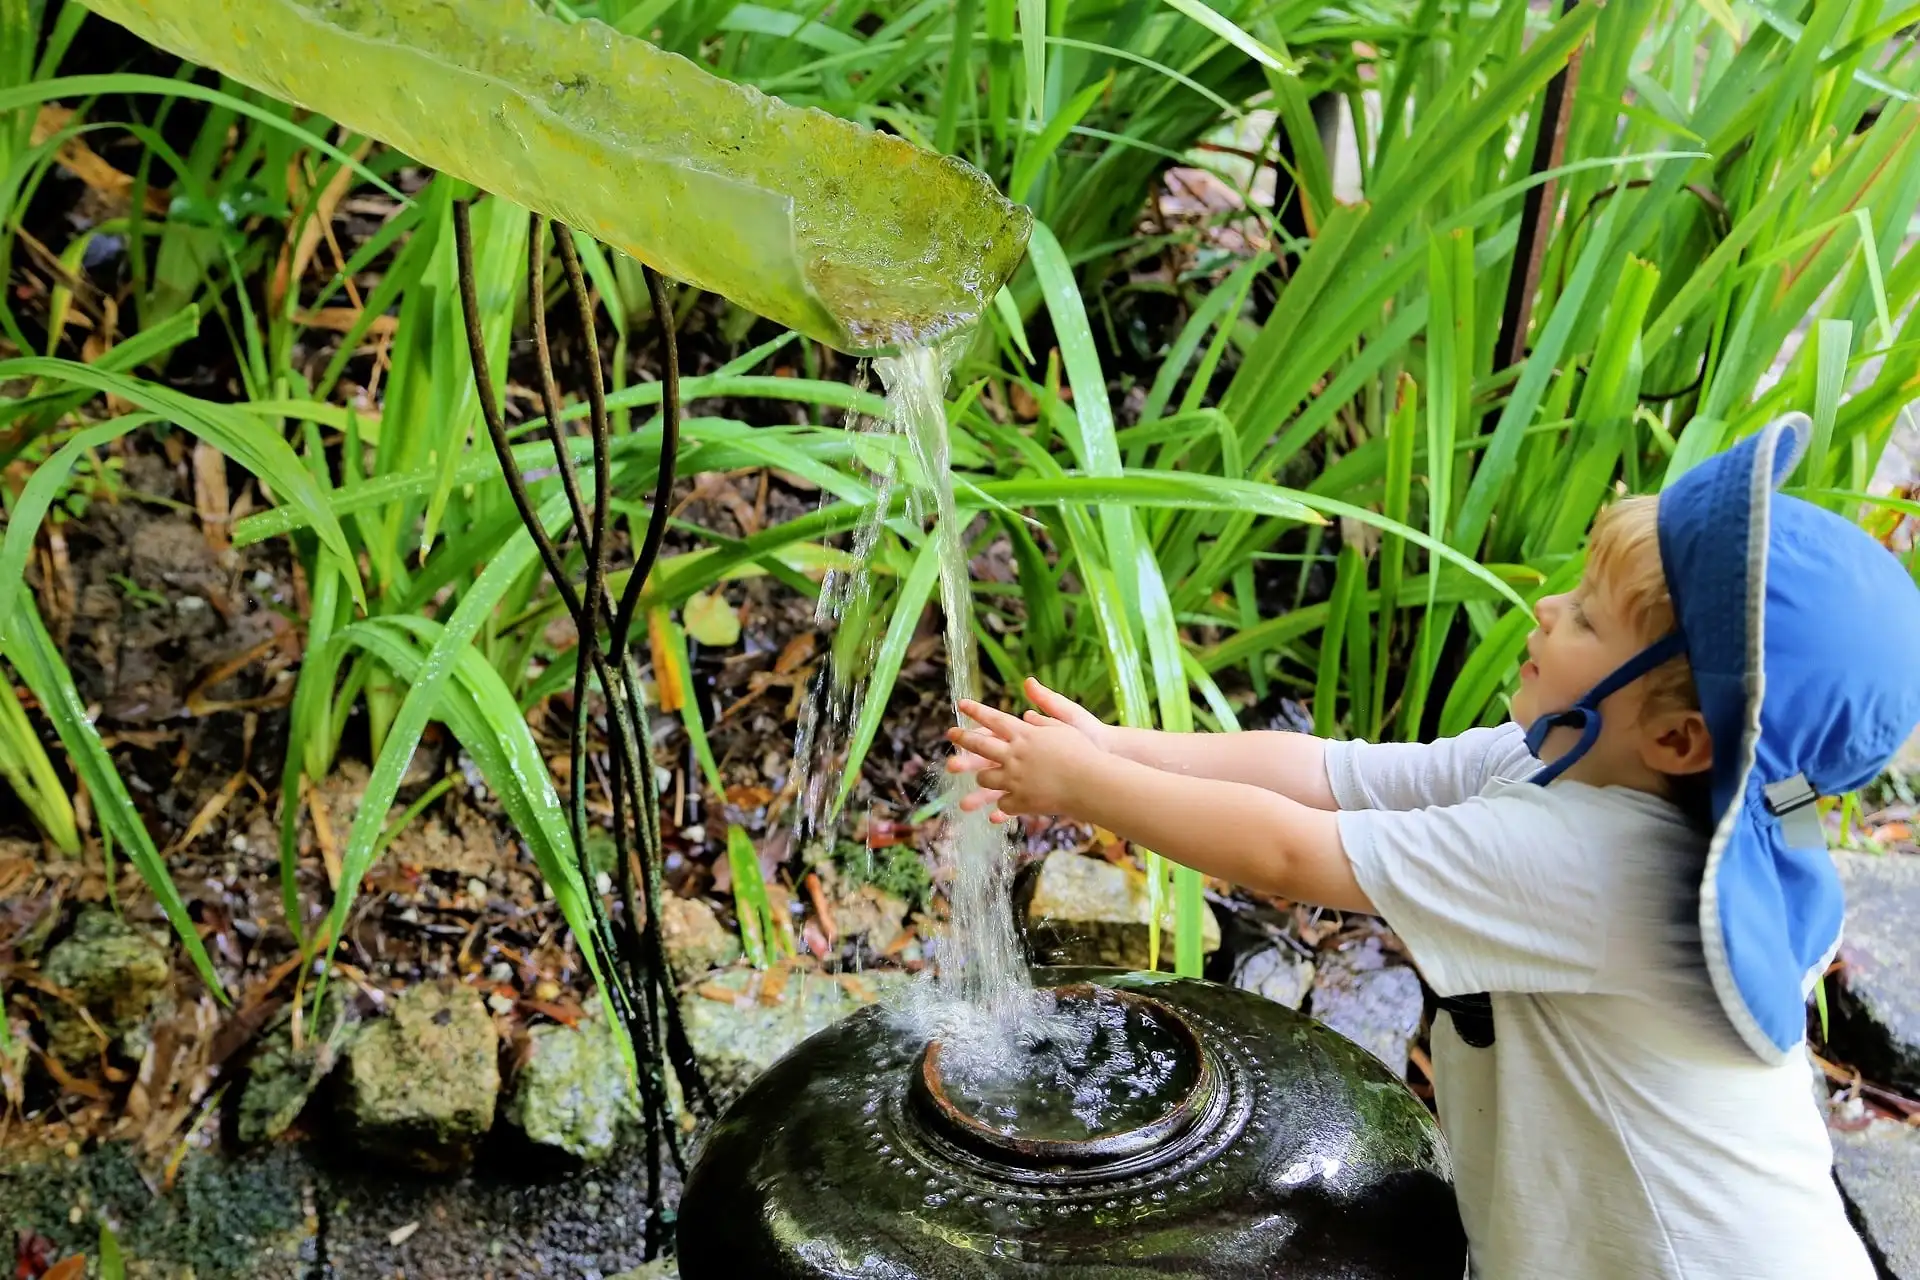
[677,967,1465,1277]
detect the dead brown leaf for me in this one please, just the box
[0,853,35,900]
[305,778,344,890]
[293,306,398,338]
[270,134,375,315]
[803,872,837,947]
[697,981,749,1007]
[773,631,817,675]
[192,442,231,553]
[756,964,789,1007]
[648,607,685,712]
[32,105,170,215]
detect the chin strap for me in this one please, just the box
[1524,632,1688,787]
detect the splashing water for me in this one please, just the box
[791,340,1040,1062]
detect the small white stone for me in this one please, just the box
[595,871,613,895]
[467,877,489,903]
[229,833,249,853]
[683,824,706,844]
[489,962,513,985]
[486,992,515,1015]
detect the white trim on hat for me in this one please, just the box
[1693,416,1810,1065]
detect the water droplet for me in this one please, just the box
[1151,1190,1168,1202]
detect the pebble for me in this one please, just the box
[1233,946,1315,1010]
[1310,935,1423,1078]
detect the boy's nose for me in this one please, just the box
[1536,592,1568,629]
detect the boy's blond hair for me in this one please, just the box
[1586,495,1698,718]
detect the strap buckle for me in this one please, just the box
[1763,773,1825,849]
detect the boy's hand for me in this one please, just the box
[943,677,1111,775]
[946,698,1107,822]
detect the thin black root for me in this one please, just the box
[453,200,711,1259]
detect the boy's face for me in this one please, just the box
[1513,577,1653,758]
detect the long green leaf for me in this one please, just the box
[0,359,365,611]
[3,593,224,997]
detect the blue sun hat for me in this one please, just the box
[1653,414,1920,1061]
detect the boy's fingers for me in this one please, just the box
[959,700,1026,737]
[945,749,997,774]
[1023,710,1061,727]
[948,728,1012,763]
[957,787,1006,812]
[1025,677,1086,722]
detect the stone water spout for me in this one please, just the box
[77,0,1033,354]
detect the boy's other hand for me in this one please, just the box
[1020,677,1112,750]
[946,698,1106,822]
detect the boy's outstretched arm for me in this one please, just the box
[1009,678,1338,810]
[949,700,1373,914]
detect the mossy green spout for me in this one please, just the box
[79,0,1033,354]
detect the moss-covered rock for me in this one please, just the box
[0,1140,313,1279]
[39,909,172,1067]
[339,982,499,1173]
[505,1004,638,1163]
[238,991,353,1146]
[679,967,915,1105]
[662,895,740,977]
[1023,851,1220,970]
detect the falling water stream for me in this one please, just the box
[791,341,1182,1115]
[791,340,1041,1068]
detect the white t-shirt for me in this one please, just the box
[1326,723,1871,1280]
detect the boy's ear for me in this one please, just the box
[1641,708,1713,776]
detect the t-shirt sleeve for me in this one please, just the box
[1339,787,1611,997]
[1322,722,1536,813]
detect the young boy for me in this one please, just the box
[946,416,1920,1279]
